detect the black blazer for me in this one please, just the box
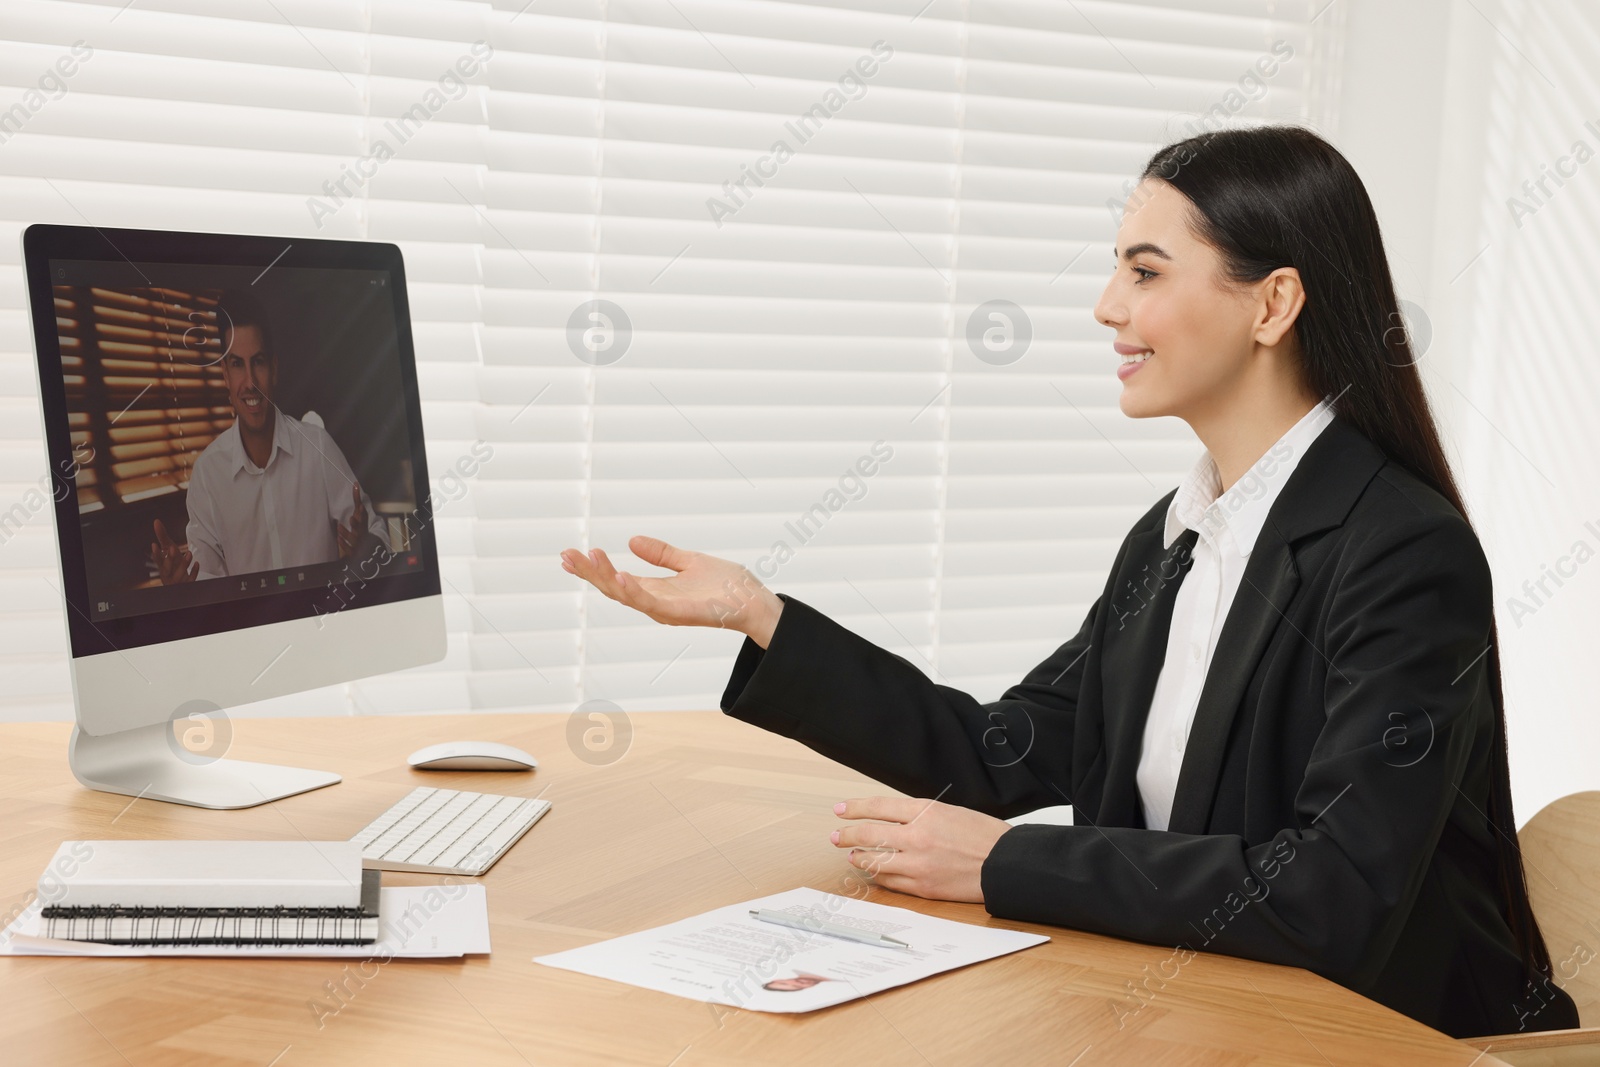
[719,415,1579,1039]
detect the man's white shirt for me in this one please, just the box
[1135,398,1337,832]
[184,411,388,579]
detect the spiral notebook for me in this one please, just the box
[40,868,380,946]
[36,839,378,946]
[1,885,491,959]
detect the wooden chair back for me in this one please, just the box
[1519,790,1600,1026]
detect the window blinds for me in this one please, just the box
[0,0,1336,721]
[57,285,229,513]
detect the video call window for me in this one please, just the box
[49,265,427,624]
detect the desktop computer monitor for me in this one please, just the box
[22,224,446,809]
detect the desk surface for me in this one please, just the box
[0,712,1498,1067]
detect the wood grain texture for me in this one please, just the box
[0,713,1505,1067]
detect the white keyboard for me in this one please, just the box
[352,786,551,876]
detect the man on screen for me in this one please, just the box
[150,290,388,583]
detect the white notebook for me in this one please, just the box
[42,840,365,909]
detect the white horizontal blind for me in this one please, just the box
[0,0,1334,722]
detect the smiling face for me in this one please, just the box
[1094,179,1276,423]
[221,323,275,434]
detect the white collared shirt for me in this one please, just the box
[1135,398,1337,831]
[185,412,387,579]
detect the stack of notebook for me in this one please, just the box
[38,840,379,947]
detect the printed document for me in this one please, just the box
[534,886,1048,1013]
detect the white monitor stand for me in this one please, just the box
[65,596,445,810]
[68,723,342,811]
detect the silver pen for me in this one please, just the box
[749,908,911,950]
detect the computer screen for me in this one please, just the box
[25,227,441,659]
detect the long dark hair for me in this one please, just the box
[1139,125,1552,984]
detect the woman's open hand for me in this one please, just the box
[560,535,785,648]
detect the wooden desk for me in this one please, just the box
[0,713,1499,1066]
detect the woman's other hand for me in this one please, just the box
[559,535,785,648]
[831,797,1013,903]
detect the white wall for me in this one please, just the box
[1338,0,1600,824]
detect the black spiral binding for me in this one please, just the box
[38,903,378,946]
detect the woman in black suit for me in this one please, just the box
[560,126,1579,1039]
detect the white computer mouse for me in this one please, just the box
[407,741,538,771]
